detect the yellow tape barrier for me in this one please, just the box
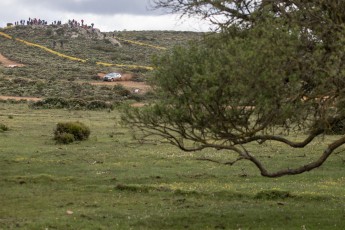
[0,31,12,39]
[114,37,167,50]
[16,38,87,62]
[0,31,153,70]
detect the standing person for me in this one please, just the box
[60,40,64,49]
[91,23,94,28]
[81,19,84,26]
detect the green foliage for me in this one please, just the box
[45,28,53,36]
[113,84,131,97]
[55,28,65,36]
[124,23,307,141]
[325,119,345,135]
[54,121,90,143]
[123,1,345,177]
[30,97,114,110]
[54,132,75,144]
[0,123,9,132]
[33,97,70,109]
[92,45,115,53]
[255,190,293,200]
[86,100,113,110]
[115,184,150,193]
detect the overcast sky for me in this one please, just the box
[0,0,212,31]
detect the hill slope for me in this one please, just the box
[0,25,203,105]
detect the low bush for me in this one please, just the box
[54,132,75,144]
[255,190,293,200]
[31,97,69,109]
[54,121,90,144]
[327,119,345,135]
[87,100,112,110]
[0,123,9,132]
[30,97,113,110]
[113,84,131,97]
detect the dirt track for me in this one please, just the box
[0,53,24,67]
[89,81,151,93]
[0,96,41,101]
[93,72,151,94]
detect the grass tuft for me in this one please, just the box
[255,189,293,200]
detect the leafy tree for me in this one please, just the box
[122,0,345,177]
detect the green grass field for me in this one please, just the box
[0,103,344,229]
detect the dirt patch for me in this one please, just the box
[0,53,24,67]
[0,96,42,102]
[120,74,133,81]
[89,80,151,94]
[131,102,146,107]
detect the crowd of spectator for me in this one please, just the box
[10,18,100,50]
[12,18,95,29]
[67,19,94,29]
[14,18,49,26]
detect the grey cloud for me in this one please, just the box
[18,0,162,15]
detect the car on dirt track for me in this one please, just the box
[103,72,122,81]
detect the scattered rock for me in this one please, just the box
[66,210,74,215]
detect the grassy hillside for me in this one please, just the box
[0,25,202,103]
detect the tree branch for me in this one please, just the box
[237,128,324,148]
[196,157,244,165]
[245,136,345,177]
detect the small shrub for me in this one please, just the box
[37,97,69,109]
[87,100,112,110]
[56,28,65,36]
[69,99,87,109]
[327,119,345,135]
[312,118,345,135]
[113,84,131,97]
[54,121,90,143]
[128,93,145,102]
[54,133,75,144]
[0,123,9,132]
[115,184,150,193]
[255,190,292,200]
[46,29,53,36]
[87,58,98,65]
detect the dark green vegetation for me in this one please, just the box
[54,121,91,144]
[0,25,202,103]
[1,103,345,229]
[125,0,345,177]
[0,122,9,132]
